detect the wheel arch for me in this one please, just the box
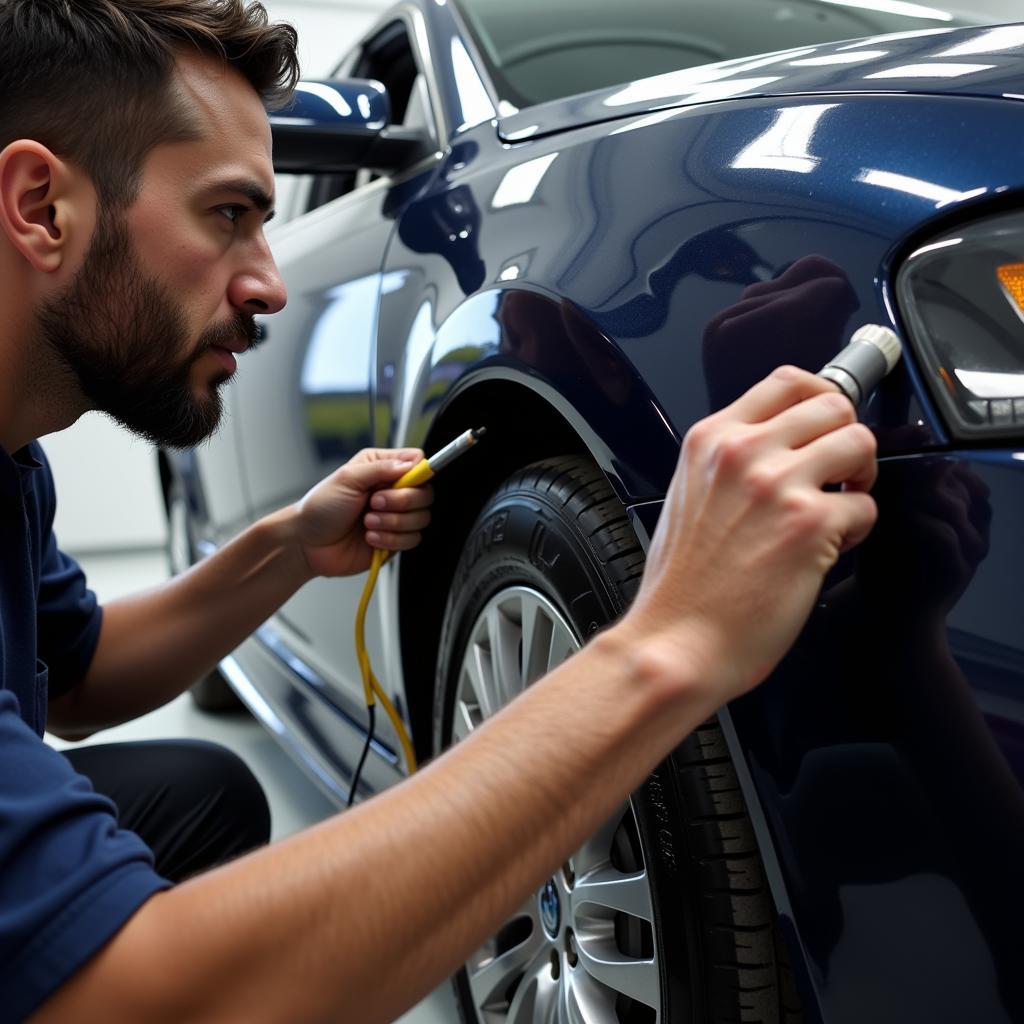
[396,354,676,762]
[397,373,587,762]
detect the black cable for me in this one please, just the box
[347,703,376,808]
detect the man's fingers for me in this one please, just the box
[825,489,878,552]
[724,365,837,424]
[364,509,431,534]
[761,390,855,450]
[365,530,423,552]
[370,484,434,512]
[352,446,423,465]
[791,422,878,493]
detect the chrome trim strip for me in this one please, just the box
[219,655,348,805]
[255,624,400,765]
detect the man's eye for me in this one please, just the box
[218,205,248,224]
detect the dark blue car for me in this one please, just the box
[163,2,1024,1021]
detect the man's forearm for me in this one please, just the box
[47,507,311,735]
[33,626,714,1024]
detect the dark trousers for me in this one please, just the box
[64,739,271,883]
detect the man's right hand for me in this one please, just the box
[621,365,878,706]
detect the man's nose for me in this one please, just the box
[229,248,287,315]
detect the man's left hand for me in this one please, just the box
[292,448,433,578]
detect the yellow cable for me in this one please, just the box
[353,458,435,775]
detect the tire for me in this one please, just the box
[166,482,243,714]
[434,456,802,1024]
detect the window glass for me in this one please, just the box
[455,0,976,110]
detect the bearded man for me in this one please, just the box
[0,2,877,1021]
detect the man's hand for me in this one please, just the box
[621,365,878,705]
[293,447,434,578]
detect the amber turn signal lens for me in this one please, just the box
[997,262,1024,316]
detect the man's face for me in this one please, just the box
[36,52,286,449]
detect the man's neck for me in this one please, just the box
[0,294,86,453]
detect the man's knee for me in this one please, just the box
[174,739,272,851]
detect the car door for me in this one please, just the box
[232,15,443,746]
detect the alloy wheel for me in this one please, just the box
[452,586,661,1024]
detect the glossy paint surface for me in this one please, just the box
[730,448,1024,1023]
[498,24,1024,141]
[173,5,1024,1020]
[372,70,1024,1019]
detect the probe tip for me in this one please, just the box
[849,324,903,373]
[471,426,487,440]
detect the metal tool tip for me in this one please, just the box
[850,324,903,373]
[471,426,487,440]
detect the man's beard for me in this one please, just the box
[35,211,260,449]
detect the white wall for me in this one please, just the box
[46,0,1023,553]
[44,0,391,554]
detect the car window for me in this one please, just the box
[454,0,977,111]
[304,20,436,213]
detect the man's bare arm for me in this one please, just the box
[47,450,431,738]
[34,369,878,1024]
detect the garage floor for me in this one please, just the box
[46,550,458,1024]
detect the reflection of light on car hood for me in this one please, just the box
[491,153,559,209]
[857,168,987,206]
[603,48,814,108]
[733,104,837,174]
[865,62,996,78]
[816,0,953,21]
[937,25,1024,57]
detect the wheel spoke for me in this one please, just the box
[506,959,559,1024]
[573,808,625,877]
[574,931,660,1009]
[487,602,523,707]
[520,596,553,686]
[467,914,546,1011]
[572,866,653,924]
[557,975,593,1024]
[464,640,497,720]
[452,696,478,742]
[547,625,576,670]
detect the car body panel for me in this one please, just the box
[631,447,1024,1022]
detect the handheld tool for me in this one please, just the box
[818,323,902,406]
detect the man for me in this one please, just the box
[0,1,878,1021]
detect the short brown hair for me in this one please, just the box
[0,0,299,206]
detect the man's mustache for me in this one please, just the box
[195,314,264,358]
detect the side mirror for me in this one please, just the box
[270,78,431,174]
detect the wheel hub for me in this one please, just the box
[538,878,561,939]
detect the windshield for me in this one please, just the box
[454,0,976,111]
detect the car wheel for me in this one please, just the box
[434,456,801,1024]
[166,484,243,714]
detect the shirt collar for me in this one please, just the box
[0,443,42,499]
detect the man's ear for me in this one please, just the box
[0,141,85,274]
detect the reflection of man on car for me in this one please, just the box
[703,258,1024,1019]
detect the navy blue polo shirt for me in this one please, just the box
[0,442,169,1020]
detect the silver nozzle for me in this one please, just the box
[818,324,903,407]
[427,426,487,472]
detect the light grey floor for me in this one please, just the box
[46,549,458,1024]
